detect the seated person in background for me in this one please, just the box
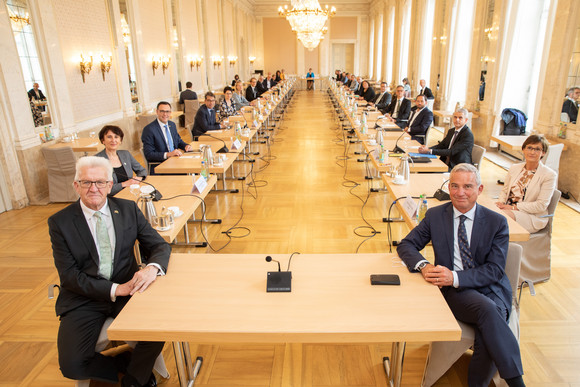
[334,69,342,81]
[28,82,46,101]
[306,68,315,90]
[48,156,170,387]
[263,72,277,89]
[418,79,434,100]
[142,101,193,174]
[280,69,287,81]
[231,74,240,87]
[256,75,267,96]
[561,86,579,123]
[95,125,147,196]
[354,76,364,95]
[385,85,411,128]
[405,95,433,145]
[397,163,526,387]
[192,92,225,140]
[357,80,376,103]
[402,77,411,98]
[218,86,237,121]
[343,72,351,87]
[234,80,255,110]
[275,70,282,82]
[418,108,473,170]
[179,81,198,106]
[349,74,359,92]
[495,135,557,233]
[368,82,392,114]
[246,77,260,102]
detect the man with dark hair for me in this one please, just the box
[48,156,170,387]
[246,77,260,102]
[418,108,473,170]
[192,92,225,139]
[141,101,193,174]
[397,164,526,387]
[179,81,198,105]
[405,94,433,145]
[368,82,392,113]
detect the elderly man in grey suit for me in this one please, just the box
[48,156,170,387]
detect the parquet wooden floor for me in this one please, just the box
[0,89,578,386]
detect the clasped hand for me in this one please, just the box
[116,265,159,296]
[421,264,453,288]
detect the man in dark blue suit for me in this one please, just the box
[397,164,525,387]
[141,101,192,174]
[191,92,225,140]
[404,95,433,144]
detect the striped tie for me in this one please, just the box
[458,215,474,269]
[94,211,113,280]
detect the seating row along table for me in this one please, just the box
[116,175,217,247]
[381,172,530,241]
[108,253,461,387]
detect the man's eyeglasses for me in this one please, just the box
[524,146,543,153]
[158,110,171,114]
[77,180,110,189]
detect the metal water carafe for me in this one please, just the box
[137,189,157,226]
[397,155,411,183]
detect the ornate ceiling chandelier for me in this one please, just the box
[278,0,336,51]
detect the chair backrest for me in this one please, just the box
[471,144,486,171]
[137,113,157,133]
[542,143,564,176]
[184,99,200,128]
[542,189,561,233]
[41,146,77,175]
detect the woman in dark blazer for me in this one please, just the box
[358,80,376,103]
[95,125,147,195]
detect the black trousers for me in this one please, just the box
[443,287,523,387]
[57,297,164,385]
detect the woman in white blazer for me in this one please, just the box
[496,135,557,233]
[95,125,147,196]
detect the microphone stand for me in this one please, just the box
[392,130,407,154]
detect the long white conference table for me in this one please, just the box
[108,253,461,387]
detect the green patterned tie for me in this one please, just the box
[94,211,113,280]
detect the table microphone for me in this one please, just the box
[433,179,450,201]
[202,132,229,153]
[392,130,406,154]
[265,255,291,293]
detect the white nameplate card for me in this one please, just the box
[253,120,259,128]
[402,195,418,219]
[232,139,242,150]
[192,175,208,193]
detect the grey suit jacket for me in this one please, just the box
[95,149,147,196]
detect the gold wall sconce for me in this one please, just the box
[80,53,93,83]
[152,56,161,75]
[189,55,203,71]
[100,53,112,81]
[211,56,223,69]
[152,55,170,75]
[161,55,170,74]
[228,56,238,67]
[249,56,256,65]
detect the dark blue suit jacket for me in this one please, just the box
[191,105,221,138]
[397,202,511,311]
[141,119,188,163]
[407,107,434,144]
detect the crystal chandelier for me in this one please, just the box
[278,0,336,50]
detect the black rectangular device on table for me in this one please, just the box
[370,274,401,285]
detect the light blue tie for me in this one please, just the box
[165,124,174,152]
[94,211,113,280]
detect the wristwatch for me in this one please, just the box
[417,261,429,272]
